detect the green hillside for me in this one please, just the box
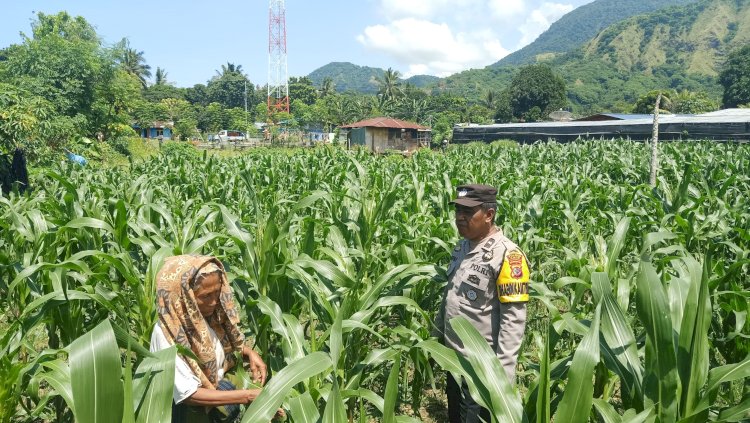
[433,0,750,112]
[404,74,440,87]
[561,0,750,111]
[307,62,384,94]
[496,0,700,66]
[307,62,440,93]
[308,0,749,113]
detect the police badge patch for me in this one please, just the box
[507,251,524,279]
[496,250,530,303]
[482,250,493,261]
[467,290,477,301]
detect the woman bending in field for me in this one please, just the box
[150,255,278,423]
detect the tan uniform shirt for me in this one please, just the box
[433,229,529,380]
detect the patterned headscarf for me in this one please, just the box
[155,255,245,389]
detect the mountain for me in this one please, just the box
[307,62,440,93]
[495,0,700,67]
[433,0,750,112]
[308,62,385,94]
[308,0,750,113]
[557,0,750,111]
[404,74,440,87]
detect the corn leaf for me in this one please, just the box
[591,272,643,408]
[69,319,124,423]
[241,352,332,423]
[677,255,710,417]
[636,259,678,423]
[322,378,347,423]
[450,316,523,423]
[553,303,601,423]
[288,391,320,423]
[382,352,401,423]
[132,347,176,423]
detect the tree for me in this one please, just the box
[154,67,169,86]
[494,91,513,123]
[0,83,81,163]
[185,84,209,106]
[207,64,253,109]
[481,89,497,110]
[117,39,151,88]
[376,67,403,102]
[719,45,750,108]
[197,102,226,133]
[633,90,673,114]
[288,77,317,106]
[507,64,567,122]
[672,90,718,114]
[318,77,335,98]
[90,69,143,140]
[143,84,185,103]
[2,12,110,137]
[216,62,243,77]
[0,84,53,153]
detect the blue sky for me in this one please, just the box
[1,0,594,88]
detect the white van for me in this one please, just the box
[217,130,246,142]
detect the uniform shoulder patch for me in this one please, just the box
[497,250,529,303]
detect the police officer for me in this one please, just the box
[433,184,529,423]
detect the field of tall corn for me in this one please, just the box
[0,140,748,423]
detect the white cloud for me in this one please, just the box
[357,18,509,77]
[360,0,581,77]
[518,2,575,47]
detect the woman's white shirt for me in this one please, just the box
[150,324,226,404]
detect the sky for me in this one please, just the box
[0,0,595,88]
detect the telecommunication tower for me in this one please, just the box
[267,0,289,115]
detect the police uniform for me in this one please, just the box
[433,230,529,379]
[433,184,529,423]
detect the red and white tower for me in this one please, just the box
[267,0,289,116]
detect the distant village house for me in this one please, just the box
[133,121,174,140]
[340,117,431,153]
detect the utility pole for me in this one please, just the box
[268,0,289,117]
[244,80,249,141]
[649,94,662,187]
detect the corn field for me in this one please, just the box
[1,140,749,422]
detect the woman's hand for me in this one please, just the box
[243,345,268,386]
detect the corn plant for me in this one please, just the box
[0,140,748,421]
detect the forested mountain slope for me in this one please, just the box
[496,0,700,66]
[434,0,750,112]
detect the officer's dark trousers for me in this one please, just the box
[447,374,491,423]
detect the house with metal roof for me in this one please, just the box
[453,109,750,143]
[340,117,431,153]
[575,113,656,121]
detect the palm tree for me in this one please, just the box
[216,62,243,77]
[154,67,168,86]
[481,89,497,110]
[319,77,335,98]
[117,40,151,88]
[399,98,429,122]
[376,68,402,102]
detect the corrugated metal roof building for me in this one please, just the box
[341,117,431,153]
[453,109,750,143]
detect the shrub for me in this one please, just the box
[110,137,131,157]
